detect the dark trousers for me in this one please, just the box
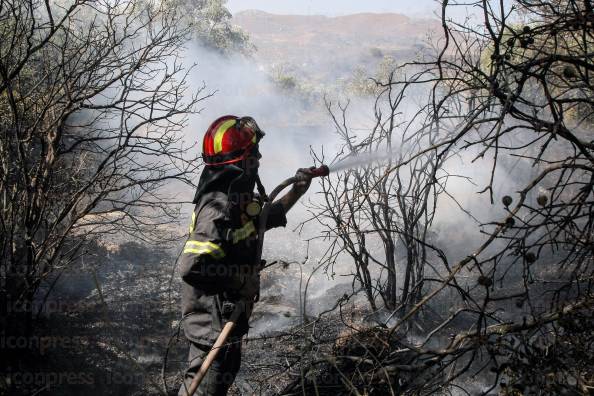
[178,337,242,396]
[178,283,253,396]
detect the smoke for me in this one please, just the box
[180,43,355,331]
[177,36,538,335]
[183,44,333,187]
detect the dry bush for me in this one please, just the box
[297,0,594,394]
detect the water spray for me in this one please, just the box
[328,150,399,173]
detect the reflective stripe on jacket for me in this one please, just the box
[179,190,286,291]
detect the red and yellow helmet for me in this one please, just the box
[202,115,264,166]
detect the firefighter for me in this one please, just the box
[178,115,312,395]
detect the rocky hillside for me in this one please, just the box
[233,10,440,82]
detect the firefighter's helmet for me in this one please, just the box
[202,115,264,166]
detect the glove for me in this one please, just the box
[292,168,313,195]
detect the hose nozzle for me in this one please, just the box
[308,165,330,178]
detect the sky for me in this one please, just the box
[226,0,441,18]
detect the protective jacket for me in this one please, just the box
[179,189,286,295]
[179,162,286,296]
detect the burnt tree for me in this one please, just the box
[0,0,205,354]
[299,0,593,393]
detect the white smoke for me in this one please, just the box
[180,43,352,330]
[178,33,536,334]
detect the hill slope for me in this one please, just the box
[233,10,440,82]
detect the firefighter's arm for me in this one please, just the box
[179,200,231,290]
[277,168,313,213]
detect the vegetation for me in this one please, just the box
[292,0,594,393]
[0,0,205,374]
[1,0,592,394]
[167,0,253,54]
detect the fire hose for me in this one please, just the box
[184,165,329,396]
